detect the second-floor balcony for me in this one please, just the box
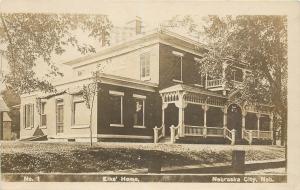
[206,78,243,89]
[206,79,223,88]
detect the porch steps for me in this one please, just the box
[158,137,172,144]
[19,135,47,141]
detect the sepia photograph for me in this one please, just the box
[0,0,299,188]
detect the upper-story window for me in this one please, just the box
[172,51,184,82]
[140,52,150,80]
[230,68,243,82]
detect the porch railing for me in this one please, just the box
[170,124,180,143]
[184,125,205,136]
[224,128,236,145]
[259,131,273,139]
[207,127,224,137]
[153,124,165,143]
[184,125,224,137]
[206,79,223,88]
[242,129,273,144]
[243,129,253,144]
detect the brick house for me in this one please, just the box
[19,28,274,144]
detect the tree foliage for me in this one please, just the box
[165,15,287,144]
[0,13,112,94]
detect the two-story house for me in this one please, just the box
[19,28,274,145]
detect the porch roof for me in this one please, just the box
[0,97,9,112]
[159,84,227,99]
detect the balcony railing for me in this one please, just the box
[206,79,223,88]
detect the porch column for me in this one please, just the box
[269,113,274,141]
[162,103,168,137]
[242,110,247,138]
[242,69,247,81]
[256,113,261,138]
[175,92,187,137]
[222,106,227,138]
[178,107,185,137]
[202,104,209,137]
[222,62,228,95]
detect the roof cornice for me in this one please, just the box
[63,29,209,68]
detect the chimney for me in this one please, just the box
[135,16,142,34]
[101,29,108,47]
[127,16,142,35]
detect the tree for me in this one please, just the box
[0,13,112,94]
[164,15,287,146]
[81,64,104,146]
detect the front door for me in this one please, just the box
[164,103,179,136]
[227,104,242,141]
[56,100,64,134]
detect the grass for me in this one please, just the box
[0,141,285,173]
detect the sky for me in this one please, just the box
[0,0,203,91]
[0,0,296,92]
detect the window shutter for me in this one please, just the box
[140,55,145,78]
[146,54,150,77]
[31,104,34,128]
[23,105,26,128]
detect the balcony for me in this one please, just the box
[206,79,223,88]
[206,79,243,89]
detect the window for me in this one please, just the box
[172,51,184,82]
[24,104,34,129]
[109,91,124,127]
[230,68,243,82]
[140,53,150,80]
[133,94,146,128]
[73,100,90,126]
[40,102,47,127]
[56,99,64,134]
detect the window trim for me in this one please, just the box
[40,101,47,129]
[71,97,90,128]
[140,52,151,81]
[109,90,124,127]
[109,90,124,96]
[133,94,146,129]
[172,51,184,82]
[56,99,64,134]
[24,103,34,130]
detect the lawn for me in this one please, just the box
[0,141,285,173]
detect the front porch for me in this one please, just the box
[154,84,274,145]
